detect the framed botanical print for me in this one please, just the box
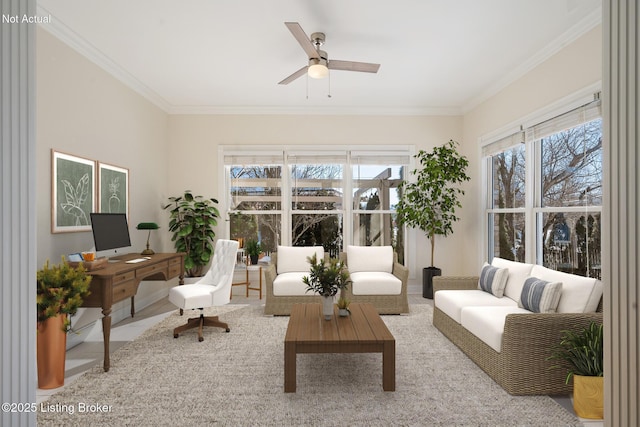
[51,150,96,233]
[98,162,129,215]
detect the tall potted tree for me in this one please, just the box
[396,139,470,298]
[163,190,221,277]
[37,258,91,389]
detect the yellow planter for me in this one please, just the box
[573,374,604,419]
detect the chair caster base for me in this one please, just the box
[225,328,230,332]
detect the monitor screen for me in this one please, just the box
[90,213,132,252]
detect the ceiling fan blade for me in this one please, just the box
[328,60,380,73]
[278,66,308,85]
[285,22,320,59]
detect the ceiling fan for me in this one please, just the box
[278,22,380,85]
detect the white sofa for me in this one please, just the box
[433,257,603,395]
[264,246,325,315]
[341,245,409,314]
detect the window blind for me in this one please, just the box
[481,131,525,157]
[525,98,602,142]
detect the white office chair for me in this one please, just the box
[169,239,239,341]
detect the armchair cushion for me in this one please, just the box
[276,246,323,274]
[273,272,312,296]
[350,271,401,295]
[346,245,393,273]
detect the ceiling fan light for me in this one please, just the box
[308,59,329,79]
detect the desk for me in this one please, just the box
[81,252,185,372]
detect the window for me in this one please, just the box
[484,96,602,279]
[223,148,410,260]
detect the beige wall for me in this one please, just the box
[460,25,602,274]
[36,28,171,333]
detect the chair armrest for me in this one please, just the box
[264,264,277,289]
[433,276,479,293]
[392,261,409,286]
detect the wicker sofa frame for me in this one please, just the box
[433,276,603,395]
[340,251,410,315]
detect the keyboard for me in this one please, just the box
[126,257,150,264]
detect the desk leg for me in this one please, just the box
[130,296,135,318]
[382,340,395,391]
[102,308,112,372]
[284,342,296,392]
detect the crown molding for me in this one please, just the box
[37,5,172,113]
[462,5,602,114]
[167,104,462,116]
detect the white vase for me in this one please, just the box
[322,296,334,320]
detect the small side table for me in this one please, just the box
[231,263,263,299]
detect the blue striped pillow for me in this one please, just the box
[478,263,509,297]
[518,277,563,313]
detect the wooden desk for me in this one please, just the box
[284,303,395,392]
[81,252,185,372]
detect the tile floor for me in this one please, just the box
[36,291,603,426]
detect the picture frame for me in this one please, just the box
[51,150,96,233]
[98,162,129,215]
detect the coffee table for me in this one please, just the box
[284,302,395,392]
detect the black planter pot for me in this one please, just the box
[422,267,442,299]
[250,255,259,265]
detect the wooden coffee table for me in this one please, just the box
[284,302,395,392]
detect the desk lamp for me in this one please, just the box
[136,222,159,255]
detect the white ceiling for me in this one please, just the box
[37,0,602,115]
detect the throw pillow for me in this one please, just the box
[518,277,563,313]
[478,263,509,297]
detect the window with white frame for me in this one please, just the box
[223,148,410,261]
[484,95,602,278]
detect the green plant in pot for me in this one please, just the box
[245,239,262,265]
[548,321,604,419]
[303,254,351,320]
[36,257,92,389]
[396,139,470,299]
[163,190,220,277]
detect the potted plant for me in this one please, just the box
[163,190,221,277]
[396,139,470,299]
[302,254,351,320]
[337,297,351,317]
[36,257,92,389]
[245,239,262,265]
[548,321,604,419]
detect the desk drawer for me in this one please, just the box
[113,280,137,301]
[113,271,135,285]
[137,261,168,279]
[168,257,182,278]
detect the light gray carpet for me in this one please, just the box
[38,304,581,426]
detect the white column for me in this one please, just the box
[603,1,639,426]
[1,0,37,426]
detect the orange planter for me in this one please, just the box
[37,314,67,389]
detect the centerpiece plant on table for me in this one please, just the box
[302,254,351,320]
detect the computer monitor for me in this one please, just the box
[90,213,132,254]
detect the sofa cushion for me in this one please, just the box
[435,290,518,323]
[273,272,313,296]
[518,277,562,313]
[530,265,603,313]
[350,271,401,295]
[478,263,509,297]
[276,246,324,274]
[461,306,532,353]
[491,257,535,302]
[346,245,393,273]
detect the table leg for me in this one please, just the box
[382,340,395,391]
[101,308,112,372]
[284,341,296,392]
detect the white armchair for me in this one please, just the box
[169,239,239,341]
[342,245,409,314]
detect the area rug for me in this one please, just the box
[38,304,580,426]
